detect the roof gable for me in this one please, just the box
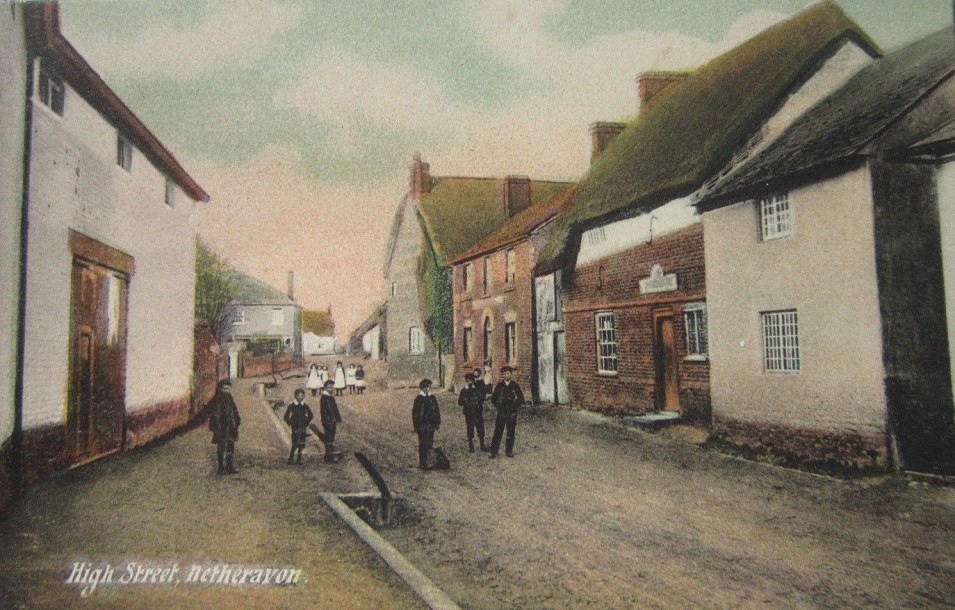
[536,0,878,274]
[418,176,572,265]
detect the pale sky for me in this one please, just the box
[59,0,953,340]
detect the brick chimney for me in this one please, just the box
[590,122,626,162]
[498,175,531,218]
[409,152,431,199]
[287,270,294,300]
[637,71,686,113]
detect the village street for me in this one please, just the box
[2,358,955,609]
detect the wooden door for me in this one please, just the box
[654,311,680,412]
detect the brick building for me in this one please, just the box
[564,223,709,423]
[451,185,575,394]
[0,2,209,502]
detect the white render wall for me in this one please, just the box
[0,5,27,444]
[939,160,955,401]
[21,65,197,428]
[703,165,887,434]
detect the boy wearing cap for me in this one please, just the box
[207,379,241,474]
[284,388,314,464]
[489,366,524,458]
[458,373,487,453]
[412,379,441,469]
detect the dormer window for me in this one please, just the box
[117,135,133,172]
[39,65,65,116]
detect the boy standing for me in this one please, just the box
[458,373,487,453]
[489,366,524,458]
[283,388,314,464]
[318,380,343,462]
[412,379,441,469]
[208,379,241,474]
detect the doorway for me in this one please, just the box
[653,309,680,412]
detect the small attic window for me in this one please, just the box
[39,65,65,116]
[165,178,175,207]
[117,135,133,172]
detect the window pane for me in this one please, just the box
[762,310,800,371]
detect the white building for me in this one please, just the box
[2,3,208,488]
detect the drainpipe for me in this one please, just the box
[13,55,37,491]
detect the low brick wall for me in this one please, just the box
[125,397,192,449]
[194,326,224,410]
[713,416,889,472]
[20,424,69,484]
[240,352,301,378]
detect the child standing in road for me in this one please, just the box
[318,380,344,462]
[458,373,487,453]
[207,379,241,475]
[283,388,314,465]
[355,365,366,394]
[412,379,442,469]
[346,363,357,394]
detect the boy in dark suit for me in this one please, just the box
[283,388,314,464]
[412,379,441,469]
[208,379,241,474]
[458,373,487,452]
[489,366,524,458]
[318,380,343,462]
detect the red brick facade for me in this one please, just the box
[564,223,711,424]
[453,239,536,391]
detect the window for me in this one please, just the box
[760,192,793,240]
[233,309,246,326]
[39,65,65,115]
[391,282,397,297]
[595,311,618,373]
[463,263,472,292]
[165,178,175,207]
[505,249,516,284]
[271,307,284,326]
[586,226,606,246]
[504,322,516,365]
[117,135,133,172]
[482,256,490,294]
[762,310,800,372]
[463,326,473,361]
[683,303,708,358]
[483,317,492,360]
[409,326,424,354]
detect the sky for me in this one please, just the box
[58,0,953,341]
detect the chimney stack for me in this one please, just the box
[409,152,432,199]
[287,270,294,300]
[590,122,626,162]
[498,175,531,218]
[637,71,686,113]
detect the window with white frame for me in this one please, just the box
[39,64,65,116]
[117,135,133,172]
[505,249,516,284]
[504,322,517,365]
[482,256,491,294]
[165,178,176,207]
[463,326,473,361]
[759,192,793,240]
[233,308,246,326]
[683,302,708,358]
[463,263,472,292]
[409,326,424,354]
[595,311,618,373]
[762,309,800,372]
[271,307,284,326]
[391,281,397,297]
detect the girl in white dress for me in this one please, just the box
[346,364,357,394]
[306,363,321,396]
[334,361,347,396]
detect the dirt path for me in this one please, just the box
[295,358,955,609]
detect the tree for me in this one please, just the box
[195,239,237,341]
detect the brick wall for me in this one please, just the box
[564,224,710,423]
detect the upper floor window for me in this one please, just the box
[463,263,473,292]
[463,326,473,361]
[760,192,793,240]
[271,307,284,326]
[504,322,517,365]
[483,317,492,360]
[165,178,176,207]
[482,256,491,294]
[117,135,133,172]
[391,282,397,297]
[762,309,800,372]
[683,302,708,359]
[233,309,246,326]
[505,249,516,284]
[595,311,618,374]
[39,65,65,116]
[409,326,424,354]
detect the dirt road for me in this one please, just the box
[302,359,955,609]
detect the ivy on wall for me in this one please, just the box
[418,230,453,353]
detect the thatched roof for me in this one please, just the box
[535,1,878,274]
[451,185,577,264]
[696,26,955,208]
[418,177,573,266]
[228,270,295,306]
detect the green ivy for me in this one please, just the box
[418,231,453,353]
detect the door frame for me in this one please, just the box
[652,307,680,413]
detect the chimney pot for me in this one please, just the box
[498,175,531,218]
[590,122,626,162]
[409,152,432,199]
[287,270,294,300]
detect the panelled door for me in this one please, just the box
[653,309,680,413]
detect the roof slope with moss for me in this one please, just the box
[536,1,878,274]
[228,270,296,306]
[418,177,573,266]
[697,26,955,207]
[451,184,577,264]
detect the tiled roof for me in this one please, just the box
[418,177,573,266]
[535,1,878,274]
[229,270,296,306]
[696,26,955,207]
[451,184,577,264]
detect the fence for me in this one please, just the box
[240,352,304,378]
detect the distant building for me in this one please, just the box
[226,271,302,355]
[302,306,336,355]
[0,1,209,503]
[348,302,387,359]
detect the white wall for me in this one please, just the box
[939,161,955,401]
[21,64,198,427]
[703,165,887,433]
[0,4,27,444]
